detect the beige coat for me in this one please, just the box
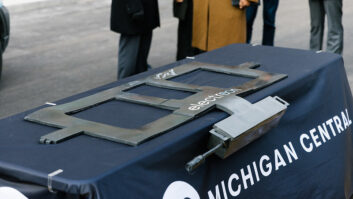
[192,0,258,51]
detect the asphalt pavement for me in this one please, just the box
[0,0,352,119]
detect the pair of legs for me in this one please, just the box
[246,0,279,46]
[309,0,343,54]
[118,31,152,79]
[176,0,193,60]
[176,0,202,60]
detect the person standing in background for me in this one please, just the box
[308,0,343,54]
[110,0,160,79]
[192,0,258,52]
[173,0,202,60]
[246,0,279,46]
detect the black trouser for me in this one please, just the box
[309,0,343,54]
[176,0,202,60]
[246,0,279,46]
[118,31,152,79]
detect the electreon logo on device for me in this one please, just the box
[188,89,237,111]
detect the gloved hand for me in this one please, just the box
[124,0,144,23]
[232,0,251,9]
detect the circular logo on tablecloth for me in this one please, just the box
[163,181,200,199]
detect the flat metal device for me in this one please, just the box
[185,96,289,172]
[25,62,287,146]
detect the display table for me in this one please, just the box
[0,44,352,199]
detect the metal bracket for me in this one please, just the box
[186,96,289,172]
[25,62,287,145]
[47,169,63,193]
[210,96,288,158]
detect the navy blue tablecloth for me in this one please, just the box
[0,44,352,199]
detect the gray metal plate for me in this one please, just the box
[25,62,287,145]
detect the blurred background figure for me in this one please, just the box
[0,1,10,81]
[173,0,201,60]
[308,0,343,54]
[246,0,279,46]
[110,0,160,79]
[192,0,257,52]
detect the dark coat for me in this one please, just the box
[110,0,160,35]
